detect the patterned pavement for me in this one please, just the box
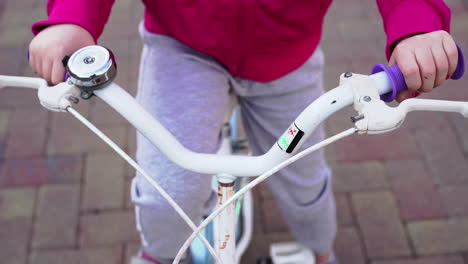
[0,0,467,263]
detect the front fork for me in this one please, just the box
[214,174,237,264]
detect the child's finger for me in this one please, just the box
[414,47,436,93]
[442,36,458,77]
[30,55,38,75]
[51,60,66,85]
[396,90,412,102]
[394,48,421,91]
[431,43,449,87]
[42,59,52,84]
[396,89,421,102]
[36,54,44,77]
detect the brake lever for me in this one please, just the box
[38,82,81,112]
[342,72,468,134]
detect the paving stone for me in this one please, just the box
[335,129,420,162]
[325,145,338,167]
[0,139,5,157]
[127,126,137,159]
[4,108,48,158]
[4,0,42,10]
[450,114,468,154]
[335,193,354,226]
[372,255,466,264]
[332,161,388,192]
[127,41,142,92]
[337,18,383,42]
[410,78,468,102]
[0,155,83,187]
[33,184,80,248]
[125,179,134,209]
[113,0,132,13]
[384,160,446,220]
[82,153,126,210]
[0,220,32,264]
[0,0,5,13]
[320,35,350,64]
[0,6,44,27]
[100,15,133,43]
[20,59,36,78]
[325,0,370,23]
[452,13,468,35]
[408,218,468,255]
[413,125,468,184]
[445,0,466,12]
[80,211,139,247]
[130,0,145,21]
[125,127,137,180]
[0,25,32,47]
[47,114,127,155]
[352,191,411,258]
[0,188,35,220]
[335,227,366,264]
[0,110,11,138]
[261,197,289,233]
[342,37,385,62]
[323,64,350,92]
[439,185,468,217]
[125,243,141,264]
[0,45,26,76]
[0,87,43,109]
[29,247,123,264]
[324,106,355,136]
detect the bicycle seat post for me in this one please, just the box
[214,173,237,264]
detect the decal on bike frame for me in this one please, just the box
[277,123,304,153]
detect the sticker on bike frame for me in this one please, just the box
[277,123,304,153]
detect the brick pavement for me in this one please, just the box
[0,0,467,263]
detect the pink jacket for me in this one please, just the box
[32,0,451,82]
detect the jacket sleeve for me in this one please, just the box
[376,0,451,59]
[31,0,115,42]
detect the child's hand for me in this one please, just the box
[29,24,95,85]
[388,30,458,102]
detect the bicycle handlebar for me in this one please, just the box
[2,45,466,176]
[373,45,465,102]
[90,73,392,177]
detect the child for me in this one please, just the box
[29,1,458,263]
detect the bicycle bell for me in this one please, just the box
[66,45,117,91]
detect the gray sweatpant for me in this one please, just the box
[131,25,337,263]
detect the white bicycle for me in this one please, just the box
[0,45,465,264]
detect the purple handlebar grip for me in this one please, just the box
[371,64,406,102]
[451,45,465,80]
[372,44,465,102]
